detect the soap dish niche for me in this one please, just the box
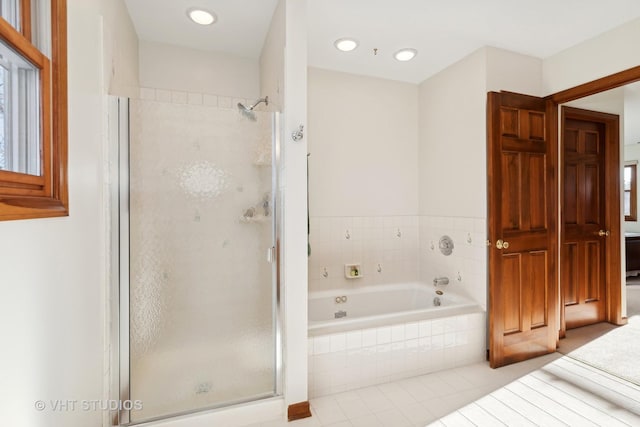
[345,264,363,279]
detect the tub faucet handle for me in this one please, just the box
[433,277,449,286]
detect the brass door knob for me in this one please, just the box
[598,230,610,237]
[496,239,510,249]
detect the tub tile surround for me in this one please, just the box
[308,216,420,292]
[308,215,487,396]
[419,216,488,311]
[308,312,486,397]
[308,215,487,305]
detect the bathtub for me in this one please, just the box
[307,283,486,397]
[308,282,481,336]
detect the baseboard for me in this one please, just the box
[287,401,311,422]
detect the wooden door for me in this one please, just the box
[561,107,618,330]
[487,92,558,368]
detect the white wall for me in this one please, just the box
[418,48,487,218]
[139,40,260,99]
[260,0,285,110]
[624,84,640,146]
[0,1,139,426]
[308,67,419,217]
[281,0,309,407]
[486,46,543,96]
[564,86,626,115]
[543,17,640,95]
[101,0,139,98]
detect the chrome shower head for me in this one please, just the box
[237,96,269,121]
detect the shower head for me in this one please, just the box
[237,96,269,121]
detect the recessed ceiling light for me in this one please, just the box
[334,38,359,52]
[394,48,417,62]
[187,8,217,26]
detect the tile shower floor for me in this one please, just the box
[244,323,640,426]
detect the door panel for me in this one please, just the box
[502,253,522,334]
[530,251,548,328]
[561,108,608,330]
[488,92,558,368]
[584,165,600,223]
[502,153,521,231]
[563,243,579,305]
[529,154,546,230]
[586,241,600,301]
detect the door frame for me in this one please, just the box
[487,66,640,366]
[547,66,640,328]
[559,106,621,336]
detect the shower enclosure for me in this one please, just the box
[109,96,281,424]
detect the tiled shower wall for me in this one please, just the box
[128,88,276,419]
[308,215,487,309]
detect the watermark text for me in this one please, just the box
[34,399,143,412]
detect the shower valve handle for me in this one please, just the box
[292,125,304,142]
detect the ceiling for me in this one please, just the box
[123,0,279,59]
[125,0,640,84]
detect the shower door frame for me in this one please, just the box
[108,96,283,426]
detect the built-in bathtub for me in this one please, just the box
[307,283,486,397]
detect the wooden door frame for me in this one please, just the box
[559,106,621,336]
[546,66,640,329]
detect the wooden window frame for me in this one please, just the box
[625,163,637,222]
[0,0,67,221]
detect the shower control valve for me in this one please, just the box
[291,125,304,142]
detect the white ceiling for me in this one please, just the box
[124,0,640,84]
[123,0,279,59]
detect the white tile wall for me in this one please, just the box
[128,95,276,419]
[309,215,487,310]
[419,216,488,310]
[308,312,486,397]
[308,216,420,292]
[138,87,249,111]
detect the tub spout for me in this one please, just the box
[433,277,449,286]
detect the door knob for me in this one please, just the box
[496,239,510,249]
[598,230,610,237]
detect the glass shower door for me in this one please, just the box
[121,98,279,423]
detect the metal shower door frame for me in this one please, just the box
[108,97,283,426]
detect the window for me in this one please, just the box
[0,0,67,221]
[624,163,637,222]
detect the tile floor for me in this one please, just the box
[244,354,561,427]
[243,321,640,427]
[433,356,640,426]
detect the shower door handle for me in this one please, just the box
[267,246,276,263]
